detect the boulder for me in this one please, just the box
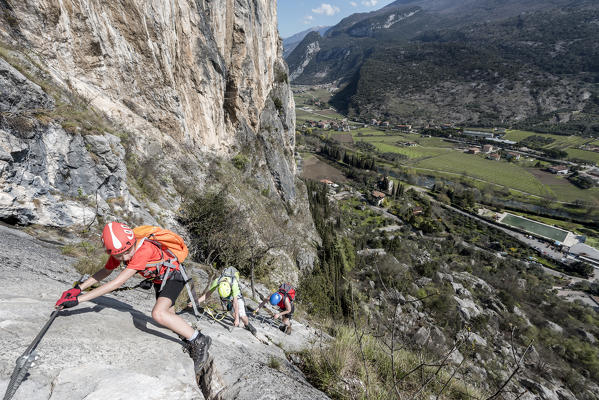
[413,326,430,346]
[545,321,563,334]
[454,296,482,320]
[575,328,597,344]
[520,378,560,400]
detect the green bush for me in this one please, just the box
[232,154,249,170]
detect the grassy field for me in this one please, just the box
[356,134,411,141]
[370,142,451,159]
[415,152,550,196]
[501,129,598,164]
[566,148,599,164]
[296,108,347,124]
[352,131,599,203]
[357,134,455,148]
[292,88,333,104]
[351,126,389,136]
[503,129,540,142]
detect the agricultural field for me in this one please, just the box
[415,152,550,196]
[292,87,334,104]
[370,142,451,159]
[566,148,599,164]
[294,92,599,206]
[502,129,598,164]
[295,108,347,124]
[502,129,538,142]
[351,127,389,136]
[300,153,348,183]
[331,133,354,144]
[356,134,455,148]
[347,129,599,203]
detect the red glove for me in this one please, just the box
[55,286,81,308]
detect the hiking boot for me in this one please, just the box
[246,322,257,336]
[284,325,292,335]
[179,335,191,354]
[188,334,212,374]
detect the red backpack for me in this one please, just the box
[278,283,296,303]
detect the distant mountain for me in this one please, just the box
[283,26,330,59]
[287,0,599,134]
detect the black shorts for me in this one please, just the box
[153,278,186,305]
[281,303,294,320]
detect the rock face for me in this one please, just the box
[0,224,328,400]
[0,0,318,275]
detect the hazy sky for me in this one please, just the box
[277,0,394,38]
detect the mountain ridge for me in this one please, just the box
[287,0,599,132]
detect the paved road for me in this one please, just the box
[366,204,402,223]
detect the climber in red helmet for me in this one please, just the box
[55,222,211,374]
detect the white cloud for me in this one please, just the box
[350,1,358,6]
[303,15,314,24]
[312,3,341,16]
[361,0,378,6]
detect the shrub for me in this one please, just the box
[232,154,249,170]
[62,241,109,276]
[268,356,282,370]
[273,97,283,113]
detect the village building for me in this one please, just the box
[488,152,501,161]
[506,152,521,160]
[467,147,481,154]
[547,165,570,175]
[463,130,495,139]
[371,190,386,206]
[482,144,494,154]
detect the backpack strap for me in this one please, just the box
[142,238,180,292]
[278,283,294,303]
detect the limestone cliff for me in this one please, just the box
[0,0,318,277]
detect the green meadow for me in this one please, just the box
[414,152,550,196]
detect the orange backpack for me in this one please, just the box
[133,226,189,263]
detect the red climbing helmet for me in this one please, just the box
[102,222,135,255]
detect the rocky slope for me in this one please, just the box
[0,223,329,400]
[0,0,318,278]
[282,26,329,59]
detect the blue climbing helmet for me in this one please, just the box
[269,292,282,306]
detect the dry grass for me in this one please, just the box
[62,241,110,276]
